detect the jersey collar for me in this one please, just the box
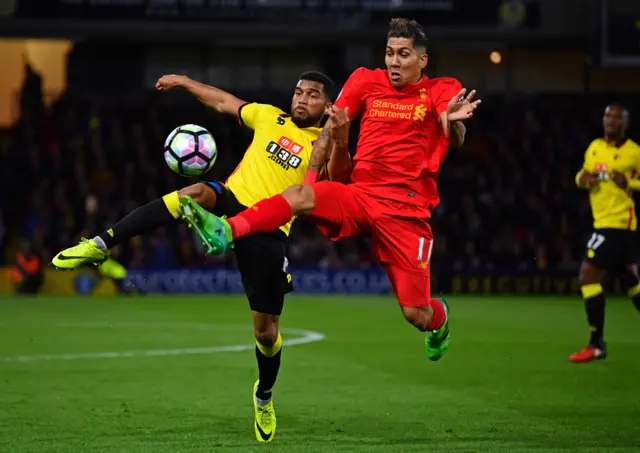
[605,137,628,148]
[402,74,428,92]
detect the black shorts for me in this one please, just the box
[583,228,637,271]
[204,181,293,315]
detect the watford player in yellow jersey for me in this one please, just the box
[51,71,335,442]
[572,104,640,363]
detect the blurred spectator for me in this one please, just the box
[9,239,44,294]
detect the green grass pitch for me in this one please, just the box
[0,295,638,452]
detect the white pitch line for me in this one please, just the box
[0,328,325,363]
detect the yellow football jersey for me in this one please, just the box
[225,103,321,235]
[577,138,640,231]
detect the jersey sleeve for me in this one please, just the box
[626,144,640,191]
[634,144,640,174]
[238,103,282,130]
[334,67,368,120]
[433,78,463,116]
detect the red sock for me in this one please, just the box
[427,298,446,331]
[227,194,293,240]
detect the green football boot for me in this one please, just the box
[179,195,233,255]
[425,297,450,361]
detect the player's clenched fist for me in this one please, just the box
[156,75,187,91]
[611,170,628,189]
[579,170,599,188]
[327,106,350,147]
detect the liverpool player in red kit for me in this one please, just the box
[180,18,481,360]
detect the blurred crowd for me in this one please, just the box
[1,71,638,273]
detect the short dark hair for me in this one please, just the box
[387,17,427,50]
[299,71,336,100]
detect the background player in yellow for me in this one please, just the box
[571,104,640,363]
[51,71,335,442]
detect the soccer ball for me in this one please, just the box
[164,124,217,176]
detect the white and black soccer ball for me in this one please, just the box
[164,124,217,177]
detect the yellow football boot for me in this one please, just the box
[253,380,276,443]
[51,238,108,270]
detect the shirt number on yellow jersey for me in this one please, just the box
[266,141,302,170]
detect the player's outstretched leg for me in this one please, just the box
[180,185,312,255]
[52,184,217,269]
[179,195,233,254]
[570,261,607,363]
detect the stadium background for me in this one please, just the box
[0,0,639,295]
[1,2,640,453]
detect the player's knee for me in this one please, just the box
[579,262,601,286]
[178,183,216,210]
[282,184,315,215]
[254,323,279,347]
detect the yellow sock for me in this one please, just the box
[581,283,603,299]
[256,332,282,357]
[162,191,180,219]
[628,282,640,297]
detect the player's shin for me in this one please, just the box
[228,195,293,240]
[581,283,606,347]
[255,331,283,404]
[94,191,180,250]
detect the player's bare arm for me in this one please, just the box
[326,106,353,183]
[306,120,334,177]
[441,88,481,147]
[450,122,466,147]
[156,75,245,118]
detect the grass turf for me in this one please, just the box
[0,295,638,452]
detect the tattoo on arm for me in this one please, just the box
[308,127,333,172]
[451,121,466,147]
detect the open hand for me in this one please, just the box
[446,88,481,122]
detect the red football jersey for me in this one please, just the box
[334,67,461,212]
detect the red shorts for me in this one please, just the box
[308,182,434,307]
